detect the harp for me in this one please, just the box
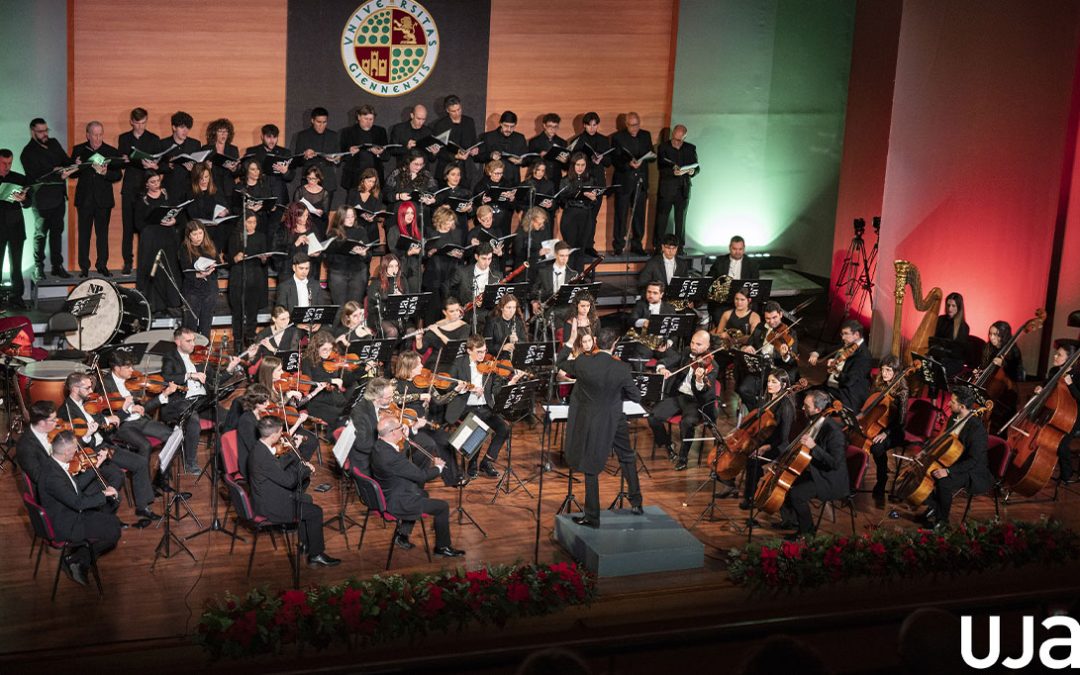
[891,260,941,366]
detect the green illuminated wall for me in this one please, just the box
[672,0,855,275]
[0,0,68,296]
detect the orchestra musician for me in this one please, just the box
[977,320,1025,431]
[556,327,644,527]
[485,293,527,358]
[917,386,990,528]
[628,280,676,362]
[247,306,300,360]
[445,243,503,317]
[707,236,759,325]
[867,356,909,509]
[736,301,798,409]
[391,351,462,486]
[561,292,600,348]
[714,287,761,345]
[445,334,525,478]
[300,330,353,431]
[932,292,970,377]
[17,402,96,489]
[348,377,392,476]
[647,330,718,471]
[247,416,341,568]
[775,390,849,539]
[35,430,123,587]
[638,234,689,292]
[372,417,465,557]
[808,319,872,412]
[740,369,796,511]
[530,241,577,324]
[274,253,327,314]
[415,296,470,360]
[101,350,176,461]
[62,371,159,522]
[1038,340,1080,485]
[367,253,413,338]
[332,300,374,351]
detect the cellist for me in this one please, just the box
[918,386,991,527]
[867,355,909,509]
[776,390,848,539]
[739,369,796,512]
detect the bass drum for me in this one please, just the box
[123,329,210,374]
[64,280,152,351]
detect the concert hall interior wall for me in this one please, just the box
[831,0,1080,374]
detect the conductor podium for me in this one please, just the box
[553,506,704,577]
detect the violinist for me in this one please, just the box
[867,356,909,509]
[739,369,796,511]
[918,386,990,527]
[561,292,600,349]
[161,326,243,476]
[17,402,88,488]
[808,319,872,412]
[368,253,413,338]
[1037,340,1080,485]
[247,416,340,568]
[647,330,719,471]
[372,417,464,557]
[415,296,469,358]
[485,293,527,358]
[332,300,374,349]
[392,351,461,486]
[445,334,524,478]
[36,430,122,587]
[736,301,799,409]
[931,292,970,377]
[102,351,176,460]
[300,330,352,430]
[248,306,300,359]
[257,356,299,403]
[62,371,159,522]
[347,377,393,475]
[776,390,849,539]
[530,241,577,323]
[236,384,318,481]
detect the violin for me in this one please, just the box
[83,392,127,416]
[754,400,844,514]
[477,355,515,378]
[125,372,186,395]
[321,352,362,373]
[49,416,116,440]
[265,402,326,428]
[273,373,325,395]
[412,367,461,391]
[894,403,992,506]
[707,379,809,478]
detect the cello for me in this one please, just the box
[753,400,843,514]
[1000,346,1080,497]
[894,402,992,506]
[849,363,919,455]
[707,378,808,480]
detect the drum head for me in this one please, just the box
[64,280,123,351]
[18,360,87,379]
[125,329,210,347]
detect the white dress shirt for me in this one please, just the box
[294,275,310,307]
[663,256,676,283]
[728,257,743,279]
[180,351,207,397]
[467,361,486,406]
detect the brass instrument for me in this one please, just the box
[708,275,733,303]
[669,299,695,311]
[624,327,667,351]
[712,327,746,349]
[891,260,941,368]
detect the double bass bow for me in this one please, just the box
[753,400,844,514]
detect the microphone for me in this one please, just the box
[150,249,163,278]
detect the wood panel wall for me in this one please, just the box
[485,0,678,250]
[68,0,288,265]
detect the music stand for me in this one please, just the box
[480,283,530,311]
[731,279,774,307]
[275,349,303,374]
[63,293,103,351]
[346,338,396,373]
[489,378,543,503]
[434,340,467,367]
[664,276,709,305]
[151,414,198,570]
[289,305,338,329]
[323,420,362,544]
[448,412,494,535]
[646,313,695,349]
[383,292,431,324]
[510,341,555,371]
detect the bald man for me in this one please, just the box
[609,112,654,255]
[70,121,122,276]
[654,124,698,252]
[389,104,436,167]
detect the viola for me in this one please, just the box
[894,403,992,506]
[754,400,844,514]
[708,379,809,479]
[412,367,461,391]
[477,355,515,378]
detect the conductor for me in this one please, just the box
[555,327,644,527]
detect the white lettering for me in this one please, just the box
[1000,616,1034,669]
[961,616,1001,670]
[1039,616,1080,669]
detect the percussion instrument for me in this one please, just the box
[18,360,86,407]
[64,280,152,350]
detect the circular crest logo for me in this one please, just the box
[341,1,439,96]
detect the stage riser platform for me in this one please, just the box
[554,506,704,577]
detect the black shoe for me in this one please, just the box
[433,545,465,557]
[572,515,599,528]
[584,247,600,257]
[53,267,71,279]
[307,553,341,567]
[96,267,112,278]
[79,269,90,278]
[612,247,624,256]
[68,561,89,586]
[664,443,677,461]
[673,460,688,471]
[630,244,646,256]
[478,459,500,478]
[186,465,202,477]
[738,499,752,511]
[33,266,45,281]
[393,534,415,550]
[135,507,162,521]
[630,505,644,516]
[122,264,132,275]
[132,518,153,529]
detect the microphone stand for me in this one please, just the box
[155,248,198,323]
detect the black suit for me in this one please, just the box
[628,299,677,362]
[70,142,122,272]
[119,129,162,268]
[924,413,992,523]
[609,128,654,251]
[0,169,30,297]
[648,348,719,463]
[654,140,698,246]
[779,416,849,534]
[160,347,208,471]
[20,136,71,269]
[707,255,761,324]
[371,439,452,547]
[101,372,172,457]
[556,349,642,520]
[445,264,502,309]
[637,254,689,293]
[36,455,122,568]
[274,275,328,313]
[388,121,435,166]
[831,341,872,412]
[61,397,155,509]
[444,356,510,464]
[247,440,324,555]
[347,399,380,475]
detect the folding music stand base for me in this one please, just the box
[151,458,197,569]
[455,455,487,537]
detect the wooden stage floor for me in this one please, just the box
[2,389,1079,673]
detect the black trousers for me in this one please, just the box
[290,499,325,556]
[93,446,154,509]
[582,420,641,521]
[63,510,122,568]
[654,194,688,247]
[120,190,137,267]
[181,286,216,340]
[411,428,460,486]
[648,393,712,461]
[869,438,891,496]
[743,446,780,502]
[32,204,65,268]
[612,185,646,250]
[77,205,111,271]
[328,266,369,307]
[779,474,820,534]
[162,398,205,471]
[1059,431,1077,482]
[466,405,510,462]
[0,233,25,298]
[115,416,173,458]
[924,472,969,523]
[398,497,451,548]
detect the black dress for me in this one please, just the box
[422,225,466,325]
[178,246,219,339]
[325,221,379,307]
[226,227,269,346]
[558,175,592,250]
[473,176,517,237]
[232,178,275,237]
[135,191,183,314]
[187,190,232,253]
[485,313,527,357]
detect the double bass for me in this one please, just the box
[753,400,843,514]
[1000,346,1080,497]
[707,379,808,480]
[894,403,992,506]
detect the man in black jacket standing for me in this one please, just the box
[778,390,849,539]
[118,108,160,274]
[654,124,698,251]
[248,416,340,567]
[70,121,122,277]
[556,327,644,526]
[20,117,77,279]
[372,417,464,556]
[340,104,389,190]
[0,148,31,307]
[293,107,341,208]
[609,112,654,255]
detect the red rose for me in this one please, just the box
[507,581,530,603]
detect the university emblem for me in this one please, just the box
[341,1,440,96]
